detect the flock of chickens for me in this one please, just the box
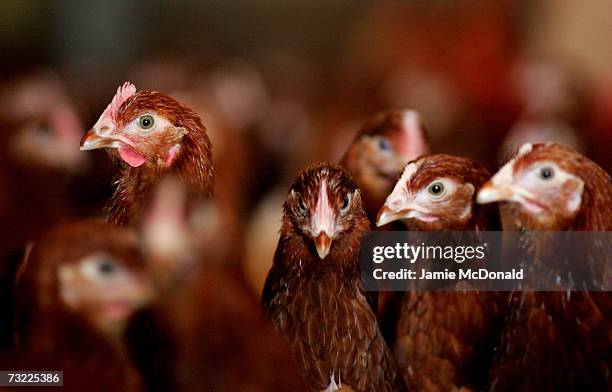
[0,77,610,392]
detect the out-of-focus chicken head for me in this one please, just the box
[11,104,88,171]
[342,110,429,202]
[283,163,367,259]
[1,71,89,171]
[80,82,210,171]
[58,252,153,337]
[477,142,610,230]
[19,221,154,339]
[377,154,494,230]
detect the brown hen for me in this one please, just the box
[262,163,406,391]
[477,142,611,391]
[341,109,429,224]
[376,154,506,392]
[80,82,213,225]
[3,221,153,392]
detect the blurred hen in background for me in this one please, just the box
[134,178,305,391]
[0,71,93,249]
[341,109,429,223]
[1,221,152,391]
[500,59,589,158]
[0,71,111,349]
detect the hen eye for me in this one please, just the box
[340,193,351,214]
[98,260,116,275]
[539,166,554,180]
[138,114,154,130]
[377,137,391,152]
[297,199,308,216]
[79,256,125,281]
[428,182,444,196]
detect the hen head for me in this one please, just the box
[283,162,369,260]
[80,82,212,176]
[377,154,498,230]
[19,221,154,338]
[342,110,429,202]
[477,142,611,230]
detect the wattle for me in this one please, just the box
[118,146,147,167]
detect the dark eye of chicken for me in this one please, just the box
[297,198,307,216]
[429,182,443,195]
[98,261,115,275]
[377,137,391,151]
[540,166,554,179]
[341,193,351,212]
[138,115,154,129]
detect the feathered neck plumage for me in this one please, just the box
[106,128,213,226]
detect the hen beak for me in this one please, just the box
[477,154,523,205]
[377,205,405,227]
[314,232,332,259]
[476,181,516,204]
[377,203,431,226]
[477,181,543,213]
[477,173,545,217]
[80,128,119,151]
[477,143,544,209]
[310,181,338,259]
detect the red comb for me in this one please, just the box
[100,82,137,123]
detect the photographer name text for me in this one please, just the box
[370,243,523,281]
